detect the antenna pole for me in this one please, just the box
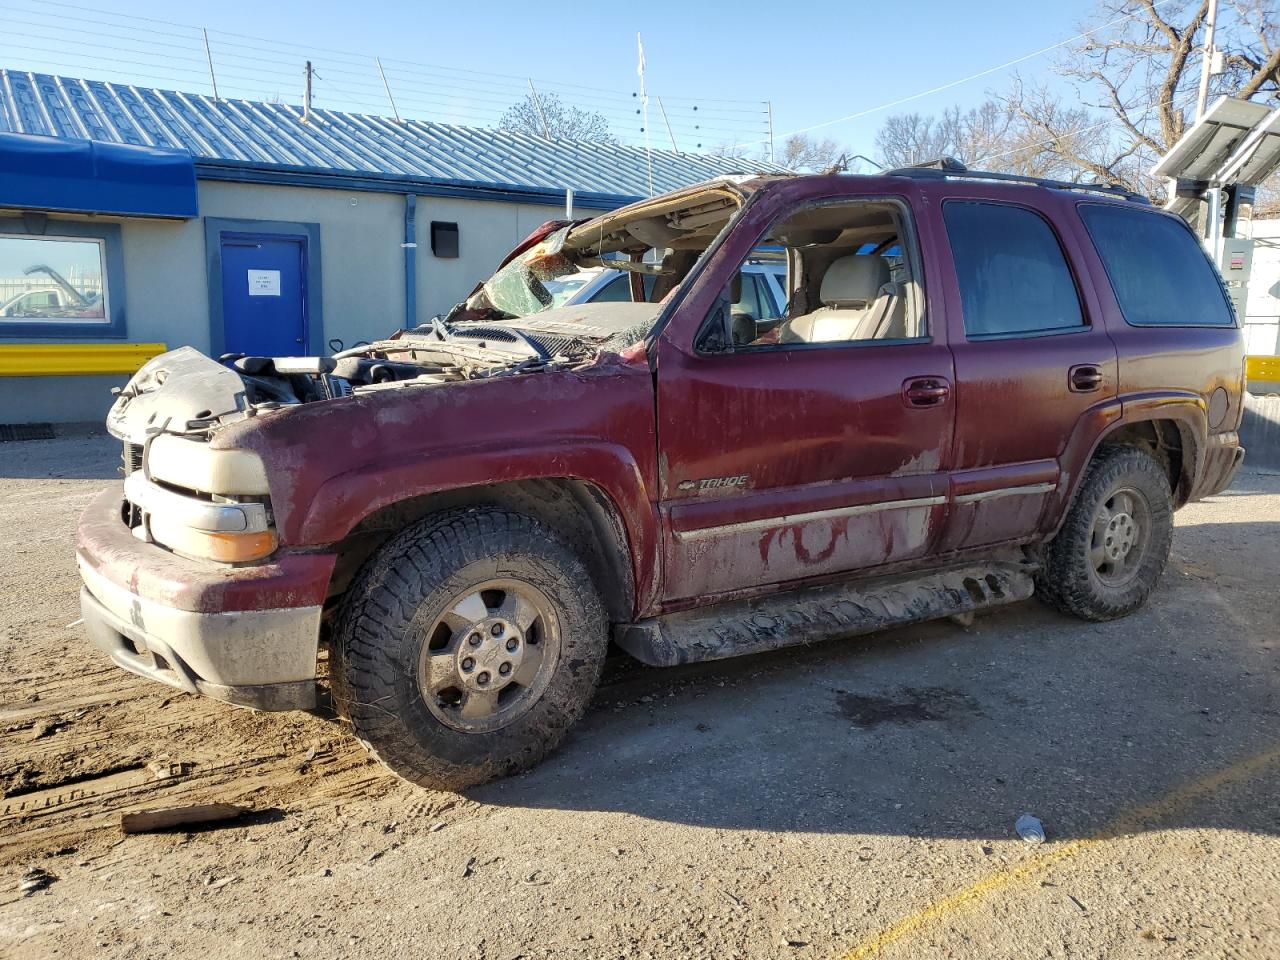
[302,60,313,124]
[767,101,775,164]
[202,29,219,101]
[657,96,679,154]
[637,33,653,196]
[1195,0,1220,120]
[376,58,403,123]
[528,79,551,139]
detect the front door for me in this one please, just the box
[655,185,955,604]
[219,234,308,356]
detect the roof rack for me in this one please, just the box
[882,161,1149,204]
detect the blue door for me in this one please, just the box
[219,234,308,356]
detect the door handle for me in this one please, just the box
[1069,364,1104,393]
[902,377,950,407]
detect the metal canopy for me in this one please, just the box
[0,131,198,218]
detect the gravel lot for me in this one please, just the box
[2,431,1278,959]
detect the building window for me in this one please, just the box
[0,235,108,323]
[0,219,125,339]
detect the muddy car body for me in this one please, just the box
[77,169,1245,787]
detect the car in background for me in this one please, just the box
[548,258,785,313]
[543,258,787,346]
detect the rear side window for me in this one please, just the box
[590,274,632,302]
[943,201,1085,338]
[1077,203,1234,327]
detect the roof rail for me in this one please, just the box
[882,164,1149,204]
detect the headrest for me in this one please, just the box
[820,256,890,308]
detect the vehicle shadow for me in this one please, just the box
[470,517,1280,842]
[0,431,120,480]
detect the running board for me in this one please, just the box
[615,560,1037,667]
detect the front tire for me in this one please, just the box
[332,508,608,790]
[1036,445,1174,621]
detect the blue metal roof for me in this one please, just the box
[0,70,781,206]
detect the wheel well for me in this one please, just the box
[1096,419,1190,505]
[325,479,636,624]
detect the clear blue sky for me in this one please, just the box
[0,0,1097,160]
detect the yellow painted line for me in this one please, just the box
[1246,354,1280,383]
[0,342,167,377]
[839,743,1280,960]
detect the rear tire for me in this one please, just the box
[332,508,608,790]
[1036,445,1173,621]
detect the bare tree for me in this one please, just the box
[874,100,1089,178]
[708,141,755,160]
[499,92,615,143]
[780,133,845,171]
[874,112,952,169]
[875,102,1014,168]
[1008,0,1280,193]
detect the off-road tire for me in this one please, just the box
[331,508,608,790]
[1035,445,1174,622]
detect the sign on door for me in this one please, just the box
[247,269,282,297]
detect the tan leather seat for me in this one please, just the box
[780,256,901,344]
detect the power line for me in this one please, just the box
[733,0,1182,148]
[0,12,770,148]
[0,0,768,106]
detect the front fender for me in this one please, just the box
[305,438,654,557]
[215,358,661,612]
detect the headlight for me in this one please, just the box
[124,440,277,564]
[147,436,270,496]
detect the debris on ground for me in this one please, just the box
[121,802,250,834]
[19,865,58,895]
[28,718,63,741]
[1015,813,1046,844]
[147,759,194,780]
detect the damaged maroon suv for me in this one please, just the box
[77,168,1245,789]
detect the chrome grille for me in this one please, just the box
[122,442,143,475]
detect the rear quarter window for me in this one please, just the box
[1077,203,1234,327]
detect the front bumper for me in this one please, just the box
[77,486,335,711]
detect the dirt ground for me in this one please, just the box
[2,430,1278,960]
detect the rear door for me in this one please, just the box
[654,182,956,603]
[219,234,308,357]
[928,191,1119,552]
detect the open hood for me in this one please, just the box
[106,346,250,443]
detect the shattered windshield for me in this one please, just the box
[481,227,586,318]
[541,268,606,308]
[468,184,749,325]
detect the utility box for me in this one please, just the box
[1219,237,1254,321]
